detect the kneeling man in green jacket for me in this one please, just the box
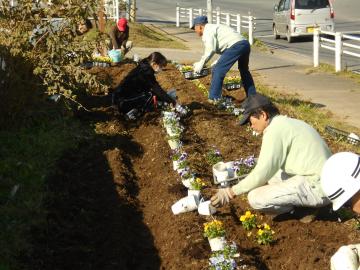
[211,93,331,217]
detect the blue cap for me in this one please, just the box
[191,16,208,29]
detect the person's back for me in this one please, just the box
[117,59,155,99]
[203,24,245,53]
[266,115,331,181]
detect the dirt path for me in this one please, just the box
[25,63,359,270]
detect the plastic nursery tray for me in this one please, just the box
[182,68,210,80]
[325,125,360,145]
[223,83,242,91]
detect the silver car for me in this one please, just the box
[273,0,335,42]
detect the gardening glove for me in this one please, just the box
[211,187,235,208]
[193,61,203,74]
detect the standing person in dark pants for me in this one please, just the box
[192,16,256,103]
[107,17,133,56]
[112,52,176,119]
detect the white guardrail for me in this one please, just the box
[176,5,255,45]
[104,0,129,22]
[314,29,360,72]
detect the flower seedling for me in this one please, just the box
[180,65,193,72]
[239,210,257,230]
[93,56,112,63]
[163,115,180,126]
[167,124,184,135]
[171,149,186,160]
[167,134,181,141]
[209,255,237,270]
[190,177,206,190]
[256,223,275,245]
[206,149,223,165]
[233,155,256,177]
[223,76,241,84]
[180,169,193,180]
[209,242,239,270]
[175,104,189,116]
[204,220,226,239]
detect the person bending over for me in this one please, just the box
[112,52,176,119]
[191,15,256,103]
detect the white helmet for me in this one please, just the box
[321,152,360,211]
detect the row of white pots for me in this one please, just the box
[171,69,239,263]
[162,108,217,217]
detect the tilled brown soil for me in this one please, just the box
[26,63,359,270]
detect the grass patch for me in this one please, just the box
[84,21,187,49]
[306,63,360,84]
[0,109,93,269]
[242,32,268,52]
[256,82,360,152]
[225,70,359,152]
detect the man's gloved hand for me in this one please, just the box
[211,187,235,207]
[193,61,203,74]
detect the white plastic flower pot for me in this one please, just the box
[171,195,198,215]
[182,176,195,189]
[166,126,178,137]
[212,162,229,182]
[172,160,179,171]
[168,139,180,150]
[188,189,201,203]
[198,200,217,216]
[163,111,176,118]
[208,236,226,251]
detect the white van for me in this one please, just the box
[273,0,335,42]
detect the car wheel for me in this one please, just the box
[273,25,280,40]
[286,27,293,43]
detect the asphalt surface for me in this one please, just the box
[136,0,360,73]
[127,24,360,129]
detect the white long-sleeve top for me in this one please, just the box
[197,24,245,69]
[231,115,331,196]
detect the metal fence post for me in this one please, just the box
[176,5,180,27]
[216,7,220,25]
[313,29,320,67]
[248,16,253,45]
[335,32,342,72]
[199,9,203,16]
[236,14,241,33]
[189,8,193,29]
[226,13,230,26]
[207,0,213,24]
[115,0,119,22]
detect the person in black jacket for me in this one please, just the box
[112,52,176,118]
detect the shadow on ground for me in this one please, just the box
[24,108,161,270]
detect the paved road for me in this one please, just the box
[137,0,360,72]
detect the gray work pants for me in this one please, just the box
[247,171,330,215]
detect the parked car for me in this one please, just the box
[273,0,335,42]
